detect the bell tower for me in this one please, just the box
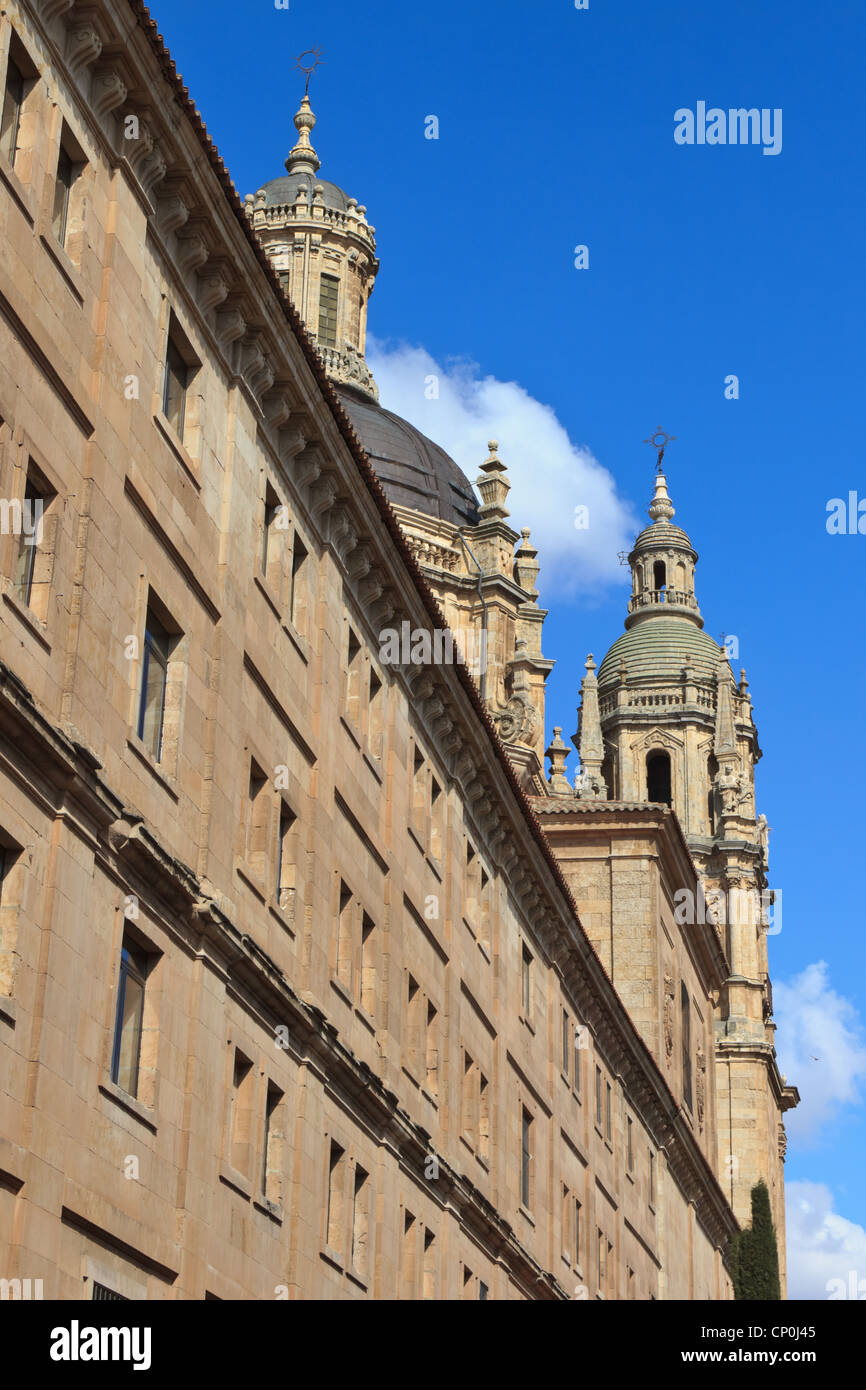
[245,90,380,399]
[574,458,798,1281]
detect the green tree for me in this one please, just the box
[731,1180,781,1300]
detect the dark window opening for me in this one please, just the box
[1,58,24,166]
[653,560,667,593]
[646,751,672,806]
[707,754,719,834]
[681,981,693,1110]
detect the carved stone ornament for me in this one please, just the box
[493,693,538,747]
[663,973,676,1058]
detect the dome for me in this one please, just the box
[335,384,480,528]
[597,616,723,689]
[257,172,352,212]
[631,519,696,556]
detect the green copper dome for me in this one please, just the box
[597,616,723,689]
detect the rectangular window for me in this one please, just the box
[51,142,75,245]
[681,981,693,1110]
[161,316,199,441]
[462,1264,474,1301]
[262,1082,283,1204]
[595,1066,603,1127]
[346,626,362,726]
[605,1081,612,1142]
[407,974,421,1075]
[649,1149,656,1207]
[276,800,296,915]
[318,273,339,348]
[627,1115,634,1172]
[561,1008,570,1077]
[351,1165,369,1278]
[13,464,54,619]
[402,1210,417,1298]
[425,999,438,1097]
[137,600,176,763]
[574,1198,582,1269]
[261,484,283,591]
[246,761,269,881]
[229,1051,255,1176]
[1,58,23,166]
[422,1227,436,1301]
[462,1052,476,1145]
[478,1073,490,1162]
[520,1107,532,1210]
[430,778,443,861]
[627,1266,635,1300]
[110,937,148,1097]
[360,913,375,1017]
[289,532,308,632]
[478,1280,489,1301]
[413,749,427,837]
[574,1026,584,1096]
[326,1139,346,1253]
[561,1183,570,1260]
[478,864,490,951]
[597,1228,605,1294]
[367,667,383,759]
[521,944,532,1016]
[336,881,353,989]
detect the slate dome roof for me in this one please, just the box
[335,384,480,529]
[597,616,723,689]
[257,172,352,212]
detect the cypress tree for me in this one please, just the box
[732,1180,781,1300]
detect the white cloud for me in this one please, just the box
[786,1181,866,1300]
[367,339,639,598]
[773,961,866,1144]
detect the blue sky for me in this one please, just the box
[151,0,866,1292]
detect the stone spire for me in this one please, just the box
[574,654,607,799]
[476,441,511,521]
[285,94,321,176]
[713,653,738,759]
[545,727,572,797]
[648,470,676,523]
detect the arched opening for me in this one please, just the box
[653,560,667,596]
[646,750,672,806]
[707,754,719,834]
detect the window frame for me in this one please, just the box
[110,939,148,1098]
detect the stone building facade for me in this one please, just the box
[0,0,790,1302]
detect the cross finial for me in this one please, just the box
[643,427,676,472]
